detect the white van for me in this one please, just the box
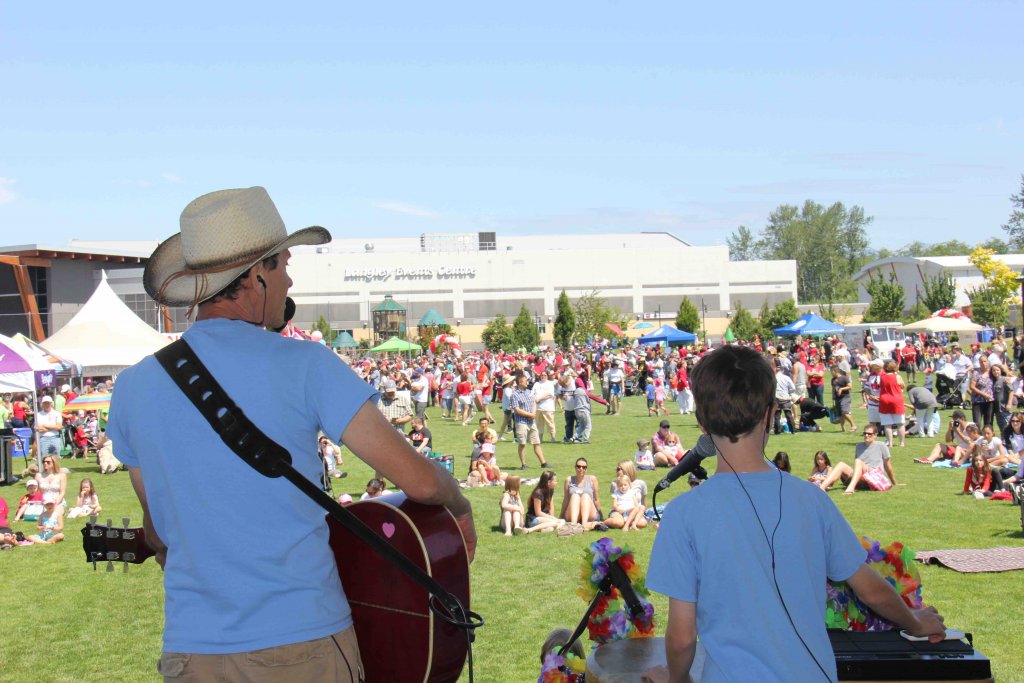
[842,323,909,358]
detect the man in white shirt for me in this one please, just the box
[409,371,430,419]
[35,395,64,458]
[531,371,558,442]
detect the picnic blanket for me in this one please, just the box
[915,547,1024,573]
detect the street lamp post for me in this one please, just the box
[700,297,708,346]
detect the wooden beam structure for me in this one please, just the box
[0,255,46,340]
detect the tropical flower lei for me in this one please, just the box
[826,537,923,631]
[538,651,586,683]
[577,537,656,644]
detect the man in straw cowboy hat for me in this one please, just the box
[108,187,475,682]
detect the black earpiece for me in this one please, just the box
[256,275,266,288]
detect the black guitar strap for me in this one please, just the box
[154,338,481,639]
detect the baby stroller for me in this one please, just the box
[934,373,966,409]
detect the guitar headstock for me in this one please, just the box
[81,516,155,572]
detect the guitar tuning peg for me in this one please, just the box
[122,517,130,530]
[106,518,113,528]
[123,561,129,573]
[106,561,114,572]
[89,514,97,525]
[91,558,97,571]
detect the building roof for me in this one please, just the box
[852,254,1024,282]
[295,231,692,255]
[0,242,150,262]
[418,308,447,326]
[373,294,406,312]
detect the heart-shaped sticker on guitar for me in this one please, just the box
[381,522,396,539]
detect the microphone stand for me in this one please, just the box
[558,559,645,657]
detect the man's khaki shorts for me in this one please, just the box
[514,421,541,445]
[157,627,363,682]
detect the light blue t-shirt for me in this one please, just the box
[647,470,866,683]
[108,319,377,654]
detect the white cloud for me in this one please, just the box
[373,201,440,218]
[0,177,16,205]
[162,172,182,183]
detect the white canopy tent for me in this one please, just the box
[42,271,171,376]
[901,317,985,333]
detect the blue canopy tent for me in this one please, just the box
[773,313,844,337]
[638,325,697,345]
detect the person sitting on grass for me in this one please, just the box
[772,451,791,473]
[561,458,606,531]
[67,478,102,519]
[972,424,1011,468]
[13,479,43,521]
[963,454,995,498]
[406,417,433,456]
[808,450,833,489]
[915,409,972,466]
[499,476,526,536]
[816,426,898,495]
[28,494,64,545]
[473,433,505,485]
[612,460,649,509]
[635,438,655,470]
[360,478,386,501]
[521,470,564,534]
[652,421,683,467]
[606,474,647,532]
[642,345,946,683]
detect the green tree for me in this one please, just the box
[481,314,515,351]
[729,302,759,341]
[862,273,905,322]
[757,200,872,302]
[312,315,335,344]
[675,298,700,334]
[415,322,452,351]
[920,272,957,312]
[1001,174,1024,250]
[553,290,575,349]
[763,299,799,333]
[892,240,973,257]
[726,225,760,261]
[967,285,1009,328]
[757,300,773,339]
[905,301,931,324]
[572,290,614,342]
[512,305,541,350]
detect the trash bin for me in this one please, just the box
[978,328,994,343]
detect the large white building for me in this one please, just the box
[283,232,796,339]
[3,232,798,344]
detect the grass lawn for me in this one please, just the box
[2,386,1022,682]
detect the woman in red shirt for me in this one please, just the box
[456,372,475,426]
[878,360,909,448]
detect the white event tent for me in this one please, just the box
[43,271,170,376]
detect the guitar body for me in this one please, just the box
[328,493,471,683]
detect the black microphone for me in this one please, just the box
[270,297,296,333]
[606,557,645,619]
[655,433,717,492]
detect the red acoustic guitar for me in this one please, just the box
[83,493,471,683]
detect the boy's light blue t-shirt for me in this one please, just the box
[647,470,866,683]
[108,319,377,654]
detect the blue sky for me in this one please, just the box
[2,1,1022,250]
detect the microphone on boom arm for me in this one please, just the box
[270,297,297,334]
[654,433,717,492]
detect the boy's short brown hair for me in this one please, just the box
[690,346,774,443]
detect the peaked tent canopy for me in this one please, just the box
[331,331,358,349]
[901,317,984,333]
[370,336,422,353]
[638,325,697,345]
[0,336,42,393]
[773,313,844,337]
[417,309,447,327]
[43,271,172,375]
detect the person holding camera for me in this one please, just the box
[916,409,972,466]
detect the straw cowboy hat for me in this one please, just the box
[144,187,330,308]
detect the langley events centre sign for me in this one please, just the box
[344,266,478,282]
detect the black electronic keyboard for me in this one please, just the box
[829,630,992,681]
